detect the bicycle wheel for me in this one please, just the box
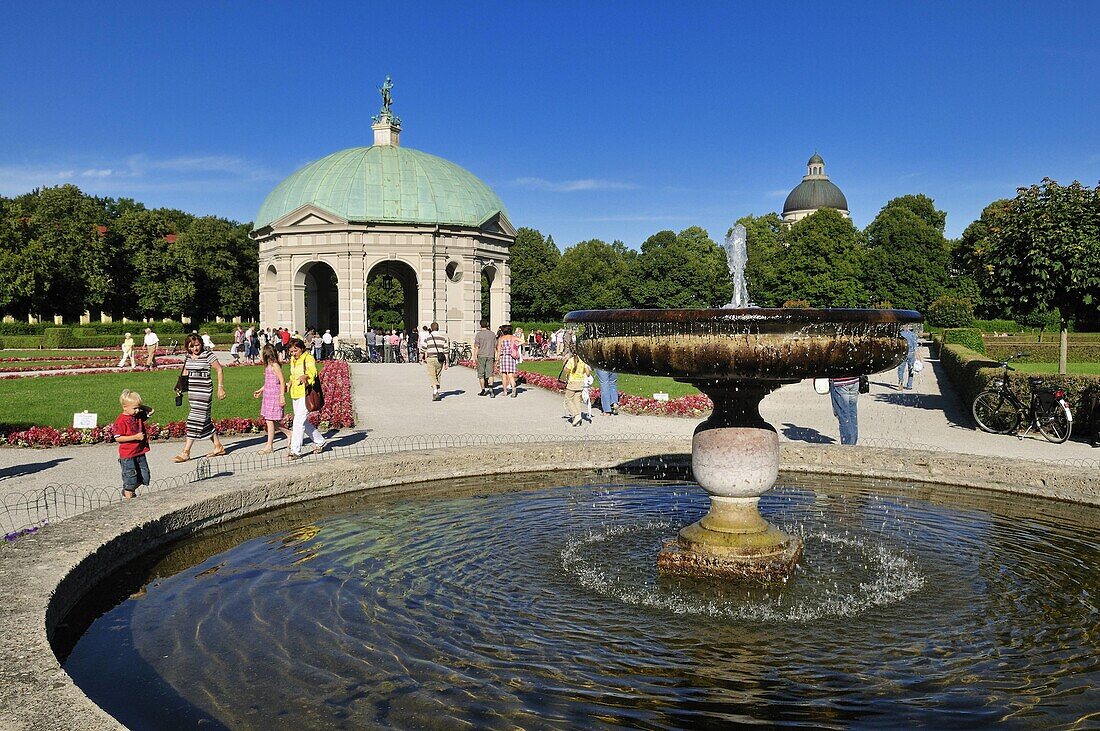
[1036,405,1072,443]
[972,391,1019,434]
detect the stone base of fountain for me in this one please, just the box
[657,523,803,582]
[656,414,803,582]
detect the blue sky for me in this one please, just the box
[1,1,1097,246]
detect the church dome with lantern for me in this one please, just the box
[781,153,849,225]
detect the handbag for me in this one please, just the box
[557,359,570,386]
[912,359,924,374]
[304,379,325,412]
[174,361,188,401]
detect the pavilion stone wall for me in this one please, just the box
[257,222,511,346]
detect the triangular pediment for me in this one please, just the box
[479,211,517,238]
[271,204,348,229]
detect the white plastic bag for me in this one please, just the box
[913,359,924,374]
[813,378,830,395]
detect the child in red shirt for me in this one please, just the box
[113,389,153,499]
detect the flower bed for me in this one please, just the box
[2,360,355,448]
[461,360,716,418]
[0,359,188,379]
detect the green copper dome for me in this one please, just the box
[782,179,849,214]
[255,146,508,229]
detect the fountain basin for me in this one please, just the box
[4,442,1099,730]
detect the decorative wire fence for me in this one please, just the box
[3,433,1098,541]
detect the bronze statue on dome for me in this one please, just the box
[373,76,401,126]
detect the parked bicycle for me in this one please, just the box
[971,355,1073,443]
[334,343,367,363]
[448,341,472,366]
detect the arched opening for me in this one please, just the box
[264,264,277,289]
[481,265,495,325]
[366,260,419,333]
[298,261,339,335]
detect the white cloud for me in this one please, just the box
[765,189,789,198]
[514,176,639,192]
[81,169,113,178]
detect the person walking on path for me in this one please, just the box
[201,331,215,352]
[173,333,227,462]
[897,326,920,390]
[143,327,159,368]
[473,319,498,397]
[322,329,334,360]
[118,332,136,369]
[421,322,449,401]
[287,338,327,459]
[829,376,860,445]
[561,348,592,427]
[595,367,619,415]
[253,345,293,454]
[366,328,378,362]
[113,389,153,499]
[495,324,521,398]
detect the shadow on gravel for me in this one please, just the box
[0,457,71,481]
[780,424,836,444]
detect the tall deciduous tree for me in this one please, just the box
[508,227,561,321]
[778,209,867,307]
[864,197,950,312]
[739,213,787,306]
[552,239,634,312]
[627,226,731,308]
[972,178,1100,372]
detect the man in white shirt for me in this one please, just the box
[420,322,449,401]
[201,331,215,352]
[322,329,334,360]
[143,328,159,368]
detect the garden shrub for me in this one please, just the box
[943,328,985,355]
[512,321,563,334]
[0,336,44,349]
[983,342,1100,363]
[926,296,975,328]
[42,328,77,348]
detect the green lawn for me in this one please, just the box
[518,361,701,398]
[0,364,279,429]
[1011,362,1100,375]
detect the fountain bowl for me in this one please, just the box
[565,307,922,382]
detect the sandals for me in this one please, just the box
[313,444,327,455]
[205,447,227,458]
[287,452,302,461]
[256,447,273,455]
[172,453,190,463]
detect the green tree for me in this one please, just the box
[864,197,950,312]
[552,238,634,312]
[739,212,787,306]
[954,199,1013,318]
[365,275,406,331]
[880,194,947,233]
[509,227,561,321]
[778,209,867,306]
[975,178,1100,372]
[627,226,731,308]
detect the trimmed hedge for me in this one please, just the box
[0,319,259,337]
[512,321,565,334]
[941,343,1100,434]
[943,328,985,355]
[973,319,1023,333]
[983,342,1100,363]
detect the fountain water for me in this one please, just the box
[567,225,920,581]
[724,223,750,308]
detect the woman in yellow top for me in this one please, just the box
[561,347,591,427]
[286,338,327,460]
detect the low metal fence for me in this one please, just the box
[3,433,1097,541]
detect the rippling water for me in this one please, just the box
[62,470,1100,729]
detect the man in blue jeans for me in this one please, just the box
[829,376,859,445]
[595,368,619,415]
[897,326,919,390]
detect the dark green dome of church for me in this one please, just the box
[781,153,849,222]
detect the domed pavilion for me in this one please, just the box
[781,153,849,225]
[252,79,515,344]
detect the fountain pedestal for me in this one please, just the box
[657,381,803,581]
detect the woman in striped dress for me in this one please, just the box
[174,333,227,462]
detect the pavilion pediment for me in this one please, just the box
[272,204,348,229]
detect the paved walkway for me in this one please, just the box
[1,347,1096,505]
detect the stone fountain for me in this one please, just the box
[566,225,921,582]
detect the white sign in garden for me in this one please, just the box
[72,411,98,429]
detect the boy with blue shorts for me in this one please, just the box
[113,389,153,499]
